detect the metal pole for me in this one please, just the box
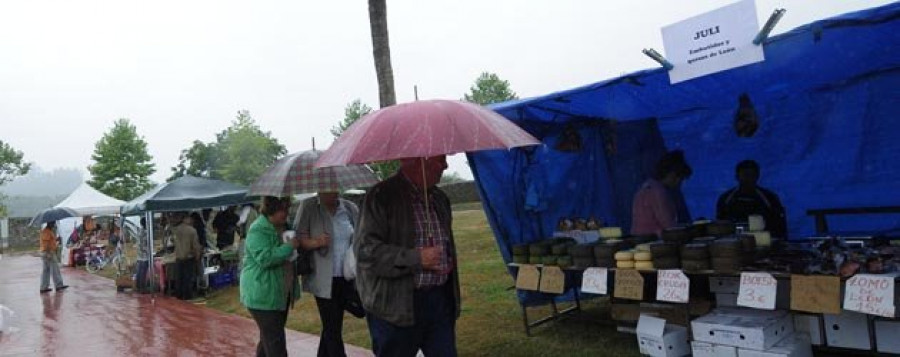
[146,211,155,297]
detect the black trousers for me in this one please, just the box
[249,308,289,357]
[175,258,196,300]
[315,278,352,357]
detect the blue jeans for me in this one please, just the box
[366,283,457,357]
[41,252,65,290]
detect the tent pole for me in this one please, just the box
[147,211,155,300]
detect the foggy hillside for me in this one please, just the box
[1,167,82,196]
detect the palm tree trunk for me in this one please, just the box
[368,0,397,108]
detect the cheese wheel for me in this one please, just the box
[616,260,635,269]
[635,244,651,252]
[748,215,766,232]
[752,231,772,247]
[614,251,634,261]
[634,251,653,261]
[635,261,655,270]
[599,227,623,239]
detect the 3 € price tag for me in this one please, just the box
[844,274,896,318]
[738,272,777,310]
[581,268,608,295]
[656,270,690,303]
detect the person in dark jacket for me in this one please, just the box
[214,206,239,249]
[190,211,208,250]
[356,155,460,357]
[717,160,788,237]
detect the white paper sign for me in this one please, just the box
[581,268,608,295]
[662,0,764,84]
[844,274,896,318]
[656,269,690,303]
[738,272,777,310]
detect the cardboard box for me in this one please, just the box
[710,277,741,294]
[737,333,812,357]
[636,315,690,357]
[792,315,823,346]
[823,311,871,350]
[691,341,738,357]
[691,308,794,350]
[874,319,900,354]
[717,293,738,307]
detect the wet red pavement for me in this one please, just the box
[0,254,371,357]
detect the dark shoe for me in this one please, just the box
[56,285,69,291]
[40,289,52,294]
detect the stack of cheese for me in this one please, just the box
[599,227,623,240]
[747,215,772,247]
[614,244,654,270]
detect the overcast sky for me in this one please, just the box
[1,0,892,184]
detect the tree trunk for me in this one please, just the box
[368,0,396,108]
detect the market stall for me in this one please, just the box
[121,175,253,295]
[52,183,126,267]
[470,2,900,355]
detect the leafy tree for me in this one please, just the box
[463,72,518,106]
[331,99,373,138]
[171,111,286,185]
[88,119,156,200]
[0,140,31,216]
[218,111,287,185]
[0,140,31,187]
[332,100,398,179]
[169,140,218,181]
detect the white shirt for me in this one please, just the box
[330,202,354,277]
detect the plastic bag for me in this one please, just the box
[342,247,356,280]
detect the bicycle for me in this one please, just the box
[86,242,130,276]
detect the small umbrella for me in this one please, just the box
[315,99,541,239]
[30,207,79,227]
[248,149,380,197]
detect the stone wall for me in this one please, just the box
[6,217,39,250]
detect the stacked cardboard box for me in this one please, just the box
[690,308,812,357]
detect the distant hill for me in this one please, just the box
[0,167,82,218]
[3,195,67,218]
[1,167,82,197]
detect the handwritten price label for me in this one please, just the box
[614,269,645,300]
[844,274,896,318]
[737,272,777,310]
[581,268,608,295]
[656,270,690,303]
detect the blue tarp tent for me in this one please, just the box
[469,3,900,297]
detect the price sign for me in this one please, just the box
[737,272,777,310]
[844,274,896,318]
[515,265,540,291]
[614,269,645,300]
[539,266,565,294]
[791,275,841,314]
[581,268,608,295]
[656,270,690,303]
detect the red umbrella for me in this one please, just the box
[316,99,540,246]
[315,99,540,167]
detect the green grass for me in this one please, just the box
[200,206,641,356]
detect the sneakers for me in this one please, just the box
[40,288,52,294]
[56,285,69,291]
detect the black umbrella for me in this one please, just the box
[30,207,79,227]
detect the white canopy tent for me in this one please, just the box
[54,183,125,216]
[54,183,126,266]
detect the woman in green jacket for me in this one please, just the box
[240,196,300,357]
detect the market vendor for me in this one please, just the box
[631,150,693,237]
[173,212,203,300]
[716,160,787,238]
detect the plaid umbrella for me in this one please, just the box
[248,149,379,197]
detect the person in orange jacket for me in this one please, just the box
[40,221,69,294]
